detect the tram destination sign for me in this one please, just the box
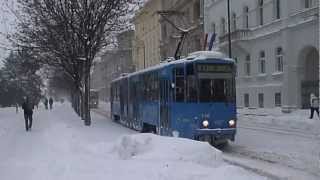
[197,64,233,73]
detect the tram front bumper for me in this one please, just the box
[194,128,236,141]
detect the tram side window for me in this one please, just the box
[152,75,159,101]
[187,76,197,102]
[174,68,185,102]
[137,81,143,101]
[186,64,197,102]
[141,73,159,101]
[115,85,120,101]
[143,75,148,101]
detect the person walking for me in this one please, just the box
[21,97,34,131]
[49,97,53,110]
[309,93,319,119]
[15,103,19,114]
[44,98,48,110]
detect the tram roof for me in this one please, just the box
[112,51,234,82]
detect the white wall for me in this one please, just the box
[204,0,319,108]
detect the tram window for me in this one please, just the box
[174,68,185,102]
[153,76,159,101]
[199,79,234,102]
[114,86,117,101]
[175,68,184,76]
[187,76,197,102]
[116,86,119,101]
[187,63,194,75]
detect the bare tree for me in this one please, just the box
[11,0,143,125]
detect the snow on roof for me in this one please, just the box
[112,51,234,82]
[189,51,234,62]
[189,51,226,58]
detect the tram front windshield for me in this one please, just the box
[199,77,234,102]
[197,64,234,103]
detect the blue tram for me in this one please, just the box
[110,51,237,145]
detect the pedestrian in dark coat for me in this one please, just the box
[309,93,319,119]
[22,97,34,131]
[49,97,53,110]
[44,98,48,110]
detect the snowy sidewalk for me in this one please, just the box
[238,108,320,137]
[0,104,267,180]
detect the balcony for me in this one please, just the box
[289,6,319,26]
[219,29,251,44]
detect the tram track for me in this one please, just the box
[222,143,320,179]
[91,108,110,119]
[238,121,320,140]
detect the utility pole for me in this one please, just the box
[143,45,146,68]
[227,0,232,58]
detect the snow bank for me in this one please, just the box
[110,134,266,180]
[112,133,223,167]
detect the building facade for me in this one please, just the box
[132,0,163,70]
[160,0,204,59]
[204,0,319,109]
[91,30,135,101]
[133,0,205,70]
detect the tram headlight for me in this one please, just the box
[202,120,209,128]
[229,120,236,127]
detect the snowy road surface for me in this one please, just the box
[224,108,320,179]
[0,104,267,180]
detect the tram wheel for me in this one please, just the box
[140,123,157,134]
[213,140,229,149]
[113,115,120,122]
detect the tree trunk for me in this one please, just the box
[80,90,85,120]
[84,68,91,126]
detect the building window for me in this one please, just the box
[258,0,264,25]
[259,51,266,74]
[194,1,200,21]
[232,13,237,32]
[275,92,281,107]
[274,0,281,19]
[244,94,250,107]
[245,54,251,76]
[234,57,238,76]
[258,93,264,108]
[243,6,249,29]
[221,18,226,35]
[304,0,313,8]
[162,24,167,39]
[275,47,283,72]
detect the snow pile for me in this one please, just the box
[109,133,266,180]
[112,133,222,167]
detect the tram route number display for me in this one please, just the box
[197,64,233,73]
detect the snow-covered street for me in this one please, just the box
[96,102,320,180]
[0,103,268,180]
[225,108,320,179]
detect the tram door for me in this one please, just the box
[160,79,170,136]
